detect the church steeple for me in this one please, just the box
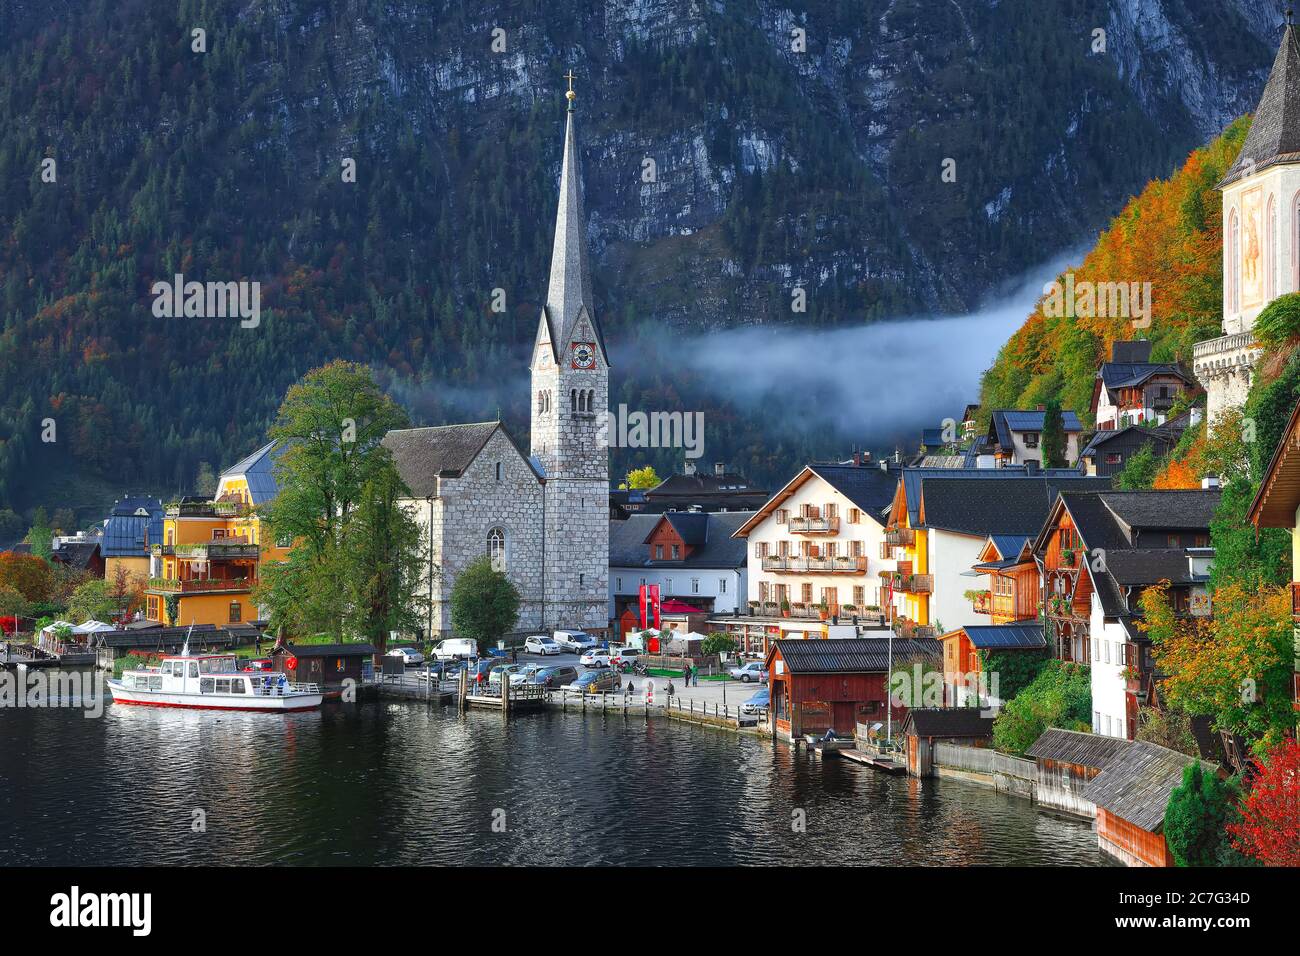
[540,74,607,365]
[1220,20,1300,187]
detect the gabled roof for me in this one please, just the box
[382,422,540,497]
[1097,361,1193,392]
[733,463,899,537]
[1026,728,1132,770]
[900,707,995,739]
[949,622,1045,650]
[660,511,709,547]
[1084,741,1214,832]
[1078,425,1179,462]
[895,466,1089,528]
[989,409,1083,449]
[219,440,283,505]
[918,476,1111,537]
[1220,24,1300,188]
[51,541,101,570]
[611,512,753,570]
[766,637,940,674]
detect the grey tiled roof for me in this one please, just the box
[919,476,1110,537]
[769,637,940,674]
[1084,741,1213,832]
[901,707,995,738]
[1097,361,1192,391]
[1026,728,1132,770]
[382,422,538,497]
[1221,24,1300,187]
[809,463,900,517]
[220,440,283,504]
[101,496,164,557]
[609,512,753,570]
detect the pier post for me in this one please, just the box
[458,668,468,713]
[501,670,510,718]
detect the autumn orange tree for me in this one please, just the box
[0,552,53,604]
[1141,582,1295,753]
[1228,737,1300,866]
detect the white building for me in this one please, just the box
[608,511,751,623]
[1195,24,1300,423]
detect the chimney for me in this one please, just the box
[1202,475,1220,490]
[714,462,725,477]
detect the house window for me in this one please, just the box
[655,545,664,559]
[801,583,813,604]
[1166,534,1180,548]
[616,577,622,591]
[759,582,769,603]
[775,509,787,524]
[1105,452,1122,465]
[849,508,860,524]
[488,527,507,571]
[229,602,241,623]
[665,578,673,593]
[1023,432,1040,448]
[691,578,700,594]
[821,587,838,609]
[850,540,863,558]
[825,503,837,520]
[671,545,680,559]
[719,578,727,594]
[853,586,865,605]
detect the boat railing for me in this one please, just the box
[246,680,321,696]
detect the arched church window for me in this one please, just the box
[537,391,545,414]
[488,528,507,571]
[570,389,577,413]
[495,462,502,481]
[586,389,595,412]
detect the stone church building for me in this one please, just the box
[1195,22,1300,423]
[383,87,610,641]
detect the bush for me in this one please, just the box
[1250,291,1300,351]
[1165,762,1236,867]
[701,631,736,657]
[991,660,1091,755]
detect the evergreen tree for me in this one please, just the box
[1164,762,1235,867]
[23,506,52,561]
[1040,399,1065,468]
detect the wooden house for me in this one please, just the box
[939,622,1046,707]
[1083,740,1216,867]
[272,642,377,693]
[1025,727,1132,818]
[765,637,939,741]
[1090,341,1198,430]
[899,707,995,777]
[966,535,1039,623]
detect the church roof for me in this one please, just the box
[1221,24,1300,188]
[382,421,540,497]
[541,100,609,366]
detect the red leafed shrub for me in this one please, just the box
[1228,737,1300,866]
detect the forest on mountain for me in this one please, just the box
[0,0,1277,522]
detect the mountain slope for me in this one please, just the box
[0,0,1279,509]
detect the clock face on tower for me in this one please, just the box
[571,342,596,369]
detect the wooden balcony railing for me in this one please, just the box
[148,577,255,594]
[885,527,915,547]
[760,556,867,574]
[788,516,840,534]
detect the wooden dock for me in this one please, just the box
[0,642,97,669]
[374,672,454,704]
[834,748,907,775]
[463,682,546,712]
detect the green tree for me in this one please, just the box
[343,468,429,651]
[624,466,662,490]
[1114,444,1159,490]
[67,579,116,623]
[1164,762,1236,867]
[257,361,414,638]
[0,508,23,541]
[164,593,180,627]
[701,631,736,658]
[449,555,520,653]
[194,461,218,496]
[51,508,76,534]
[1040,398,1065,468]
[991,660,1091,755]
[23,506,52,561]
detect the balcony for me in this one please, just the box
[154,540,259,560]
[888,572,933,594]
[968,590,992,614]
[892,619,938,640]
[165,500,251,518]
[788,516,840,534]
[148,577,255,594]
[761,556,867,574]
[885,527,915,547]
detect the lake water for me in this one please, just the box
[0,695,1107,866]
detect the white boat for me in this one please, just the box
[107,652,322,712]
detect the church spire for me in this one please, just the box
[542,71,606,363]
[1220,17,1300,187]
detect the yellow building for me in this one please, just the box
[146,443,288,627]
[884,478,932,631]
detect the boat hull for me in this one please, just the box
[106,680,322,712]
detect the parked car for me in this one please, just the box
[553,630,596,653]
[610,647,640,668]
[510,664,545,686]
[431,638,478,661]
[524,635,562,656]
[468,659,499,683]
[487,663,524,685]
[579,648,611,668]
[243,658,274,672]
[533,665,580,689]
[728,660,768,683]
[387,646,424,666]
[741,687,770,715]
[565,669,621,694]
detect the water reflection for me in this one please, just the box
[0,701,1106,866]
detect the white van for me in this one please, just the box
[553,630,597,652]
[431,638,479,661]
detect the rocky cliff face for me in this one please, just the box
[0,0,1283,499]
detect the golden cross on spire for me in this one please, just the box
[564,69,577,110]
